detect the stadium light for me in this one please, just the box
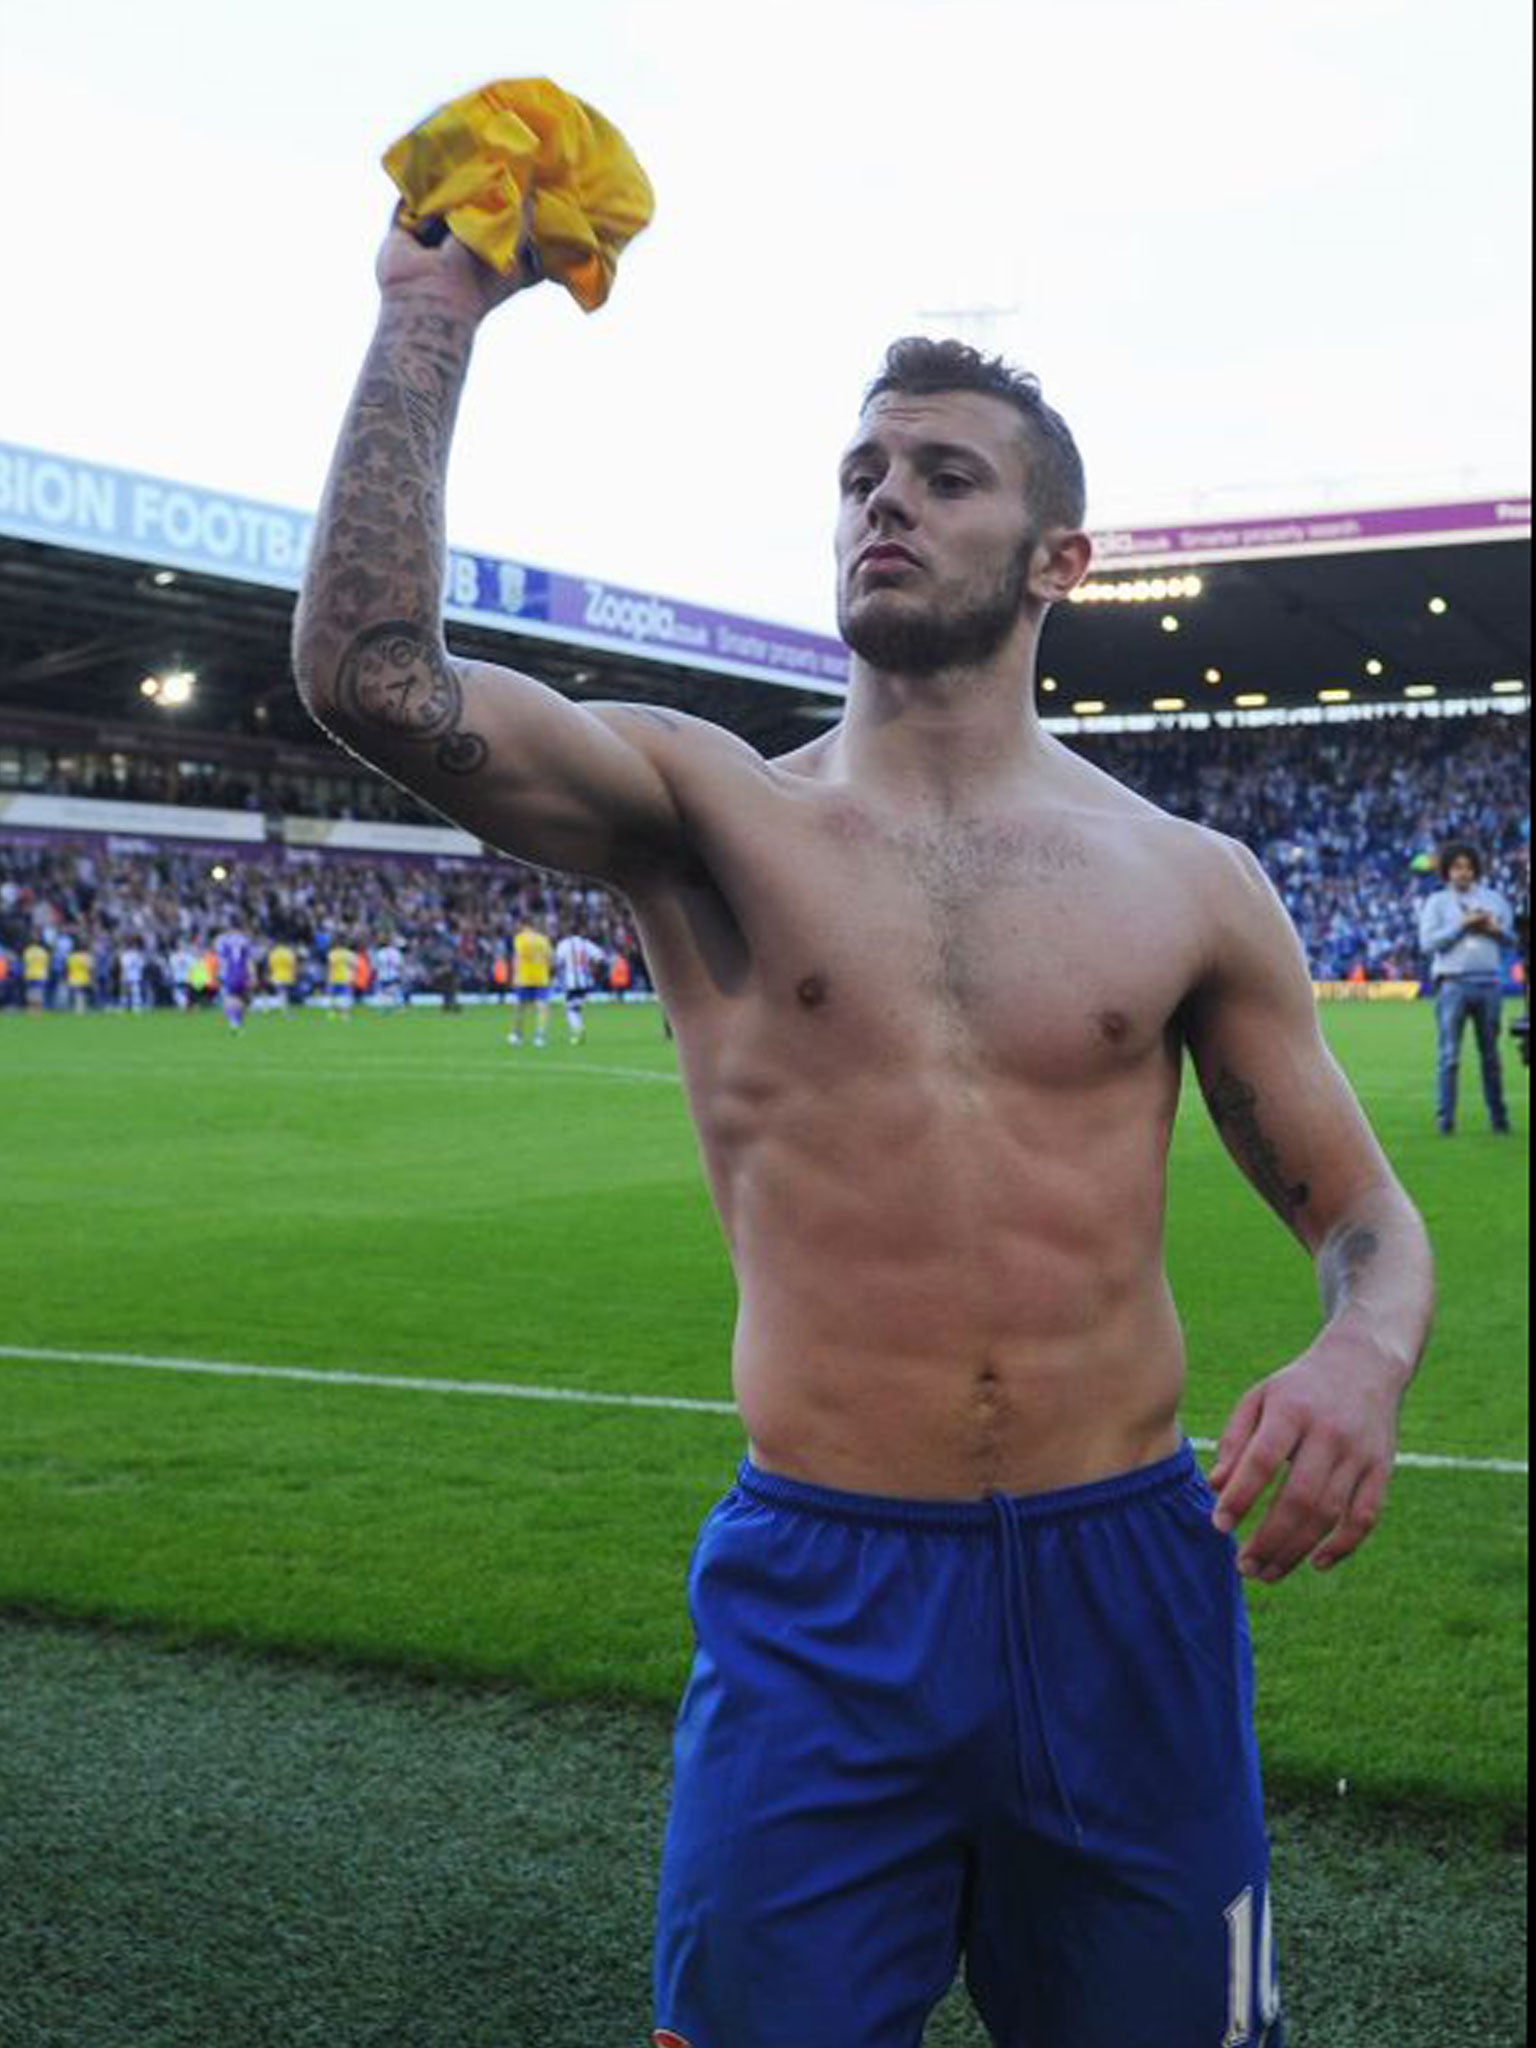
[1203,667,1223,685]
[1427,596,1449,615]
[1152,697,1188,711]
[1318,689,1353,703]
[1405,685,1438,698]
[1069,573,1204,604]
[1071,699,1107,715]
[1040,676,1059,693]
[1234,693,1269,708]
[1160,615,1181,633]
[1365,658,1385,677]
[1491,679,1527,695]
[140,668,197,708]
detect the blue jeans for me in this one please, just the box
[1435,977,1510,1130]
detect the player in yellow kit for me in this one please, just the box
[508,920,554,1047]
[23,939,50,1011]
[326,940,358,1017]
[266,940,299,1008]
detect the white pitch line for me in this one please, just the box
[0,1344,733,1417]
[0,1344,1526,1474]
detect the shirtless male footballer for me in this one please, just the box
[293,215,1434,2048]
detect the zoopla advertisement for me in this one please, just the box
[0,440,851,699]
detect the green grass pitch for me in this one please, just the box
[0,997,1527,1814]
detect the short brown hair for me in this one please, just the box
[863,336,1088,533]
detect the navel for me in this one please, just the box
[1097,1008,1131,1044]
[796,973,829,1009]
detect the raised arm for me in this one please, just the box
[292,219,694,885]
[1180,837,1435,1581]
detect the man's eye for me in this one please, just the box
[843,474,877,499]
[932,472,974,494]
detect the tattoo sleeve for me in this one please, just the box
[336,621,487,776]
[293,296,487,776]
[1206,1066,1312,1227]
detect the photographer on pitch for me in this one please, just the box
[1417,842,1517,1134]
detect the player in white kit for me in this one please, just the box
[554,930,608,1045]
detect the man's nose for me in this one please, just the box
[864,470,916,527]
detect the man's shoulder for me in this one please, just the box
[1057,753,1248,879]
[595,701,773,775]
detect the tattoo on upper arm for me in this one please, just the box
[337,620,488,776]
[1319,1225,1380,1316]
[1206,1066,1311,1224]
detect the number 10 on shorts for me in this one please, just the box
[1224,1883,1281,2045]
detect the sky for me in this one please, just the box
[0,0,1530,636]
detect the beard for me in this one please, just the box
[838,538,1035,678]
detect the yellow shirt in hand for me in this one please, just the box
[384,77,654,311]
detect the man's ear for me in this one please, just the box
[1030,529,1093,605]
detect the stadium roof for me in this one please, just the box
[0,441,1528,767]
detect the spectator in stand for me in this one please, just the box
[1416,843,1515,1136]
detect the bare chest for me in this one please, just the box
[693,797,1198,1080]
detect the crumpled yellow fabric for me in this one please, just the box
[382,78,654,312]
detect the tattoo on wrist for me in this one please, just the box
[336,621,487,776]
[1320,1225,1381,1316]
[1207,1067,1311,1223]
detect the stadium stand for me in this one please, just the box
[1,447,1528,1008]
[1,709,1526,1007]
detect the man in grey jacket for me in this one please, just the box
[1417,842,1515,1135]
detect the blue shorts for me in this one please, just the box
[654,1444,1284,2047]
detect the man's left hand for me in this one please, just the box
[1208,1332,1404,1581]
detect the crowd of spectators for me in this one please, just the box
[1074,710,1528,979]
[1,747,434,825]
[0,709,1528,1007]
[0,846,648,1010]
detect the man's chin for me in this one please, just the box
[841,602,997,678]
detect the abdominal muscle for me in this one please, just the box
[696,1056,1189,1501]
